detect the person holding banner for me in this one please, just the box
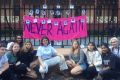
[36,36,68,79]
[66,40,87,76]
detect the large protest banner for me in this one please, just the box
[23,16,87,40]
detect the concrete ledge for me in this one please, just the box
[56,48,70,56]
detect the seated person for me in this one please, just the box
[6,43,29,79]
[66,40,87,75]
[36,36,68,79]
[109,37,120,58]
[6,35,23,50]
[18,41,37,78]
[0,42,12,80]
[83,42,102,79]
[99,43,120,80]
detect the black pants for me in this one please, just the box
[10,63,27,78]
[85,66,98,79]
[0,68,15,80]
[99,69,120,80]
[15,64,27,75]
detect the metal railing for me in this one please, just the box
[0,0,119,47]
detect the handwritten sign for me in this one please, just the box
[23,16,87,40]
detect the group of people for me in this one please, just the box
[0,35,37,80]
[68,37,120,80]
[0,35,120,80]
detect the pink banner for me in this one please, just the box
[23,16,87,40]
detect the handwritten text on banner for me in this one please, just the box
[23,16,87,40]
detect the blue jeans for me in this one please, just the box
[39,56,68,73]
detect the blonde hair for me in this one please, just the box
[21,41,34,53]
[9,42,20,52]
[71,40,80,53]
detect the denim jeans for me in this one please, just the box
[39,56,68,78]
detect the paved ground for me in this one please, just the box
[21,72,87,80]
[21,67,87,80]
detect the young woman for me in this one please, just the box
[99,43,120,80]
[6,35,23,51]
[36,36,68,79]
[83,42,102,79]
[66,40,87,75]
[6,43,28,79]
[18,41,37,78]
[19,41,35,70]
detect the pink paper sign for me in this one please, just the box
[23,16,87,40]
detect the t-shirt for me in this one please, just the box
[36,45,57,60]
[69,50,85,65]
[102,55,110,67]
[102,53,117,70]
[0,54,8,68]
[6,51,17,64]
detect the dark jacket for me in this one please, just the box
[101,53,118,70]
[17,50,36,67]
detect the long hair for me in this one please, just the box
[87,42,98,51]
[21,41,34,53]
[41,36,50,46]
[71,40,80,53]
[9,42,20,53]
[101,43,112,54]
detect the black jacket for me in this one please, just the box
[101,53,118,70]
